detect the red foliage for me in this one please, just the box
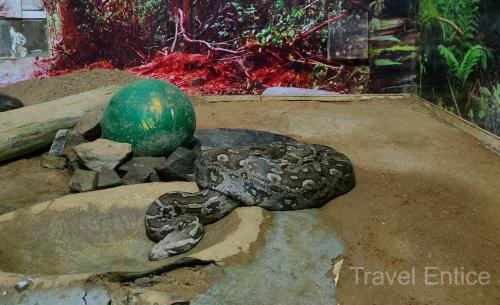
[40,51,350,95]
[37,1,358,94]
[46,61,116,77]
[126,52,339,95]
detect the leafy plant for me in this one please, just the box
[312,63,328,79]
[373,0,385,16]
[421,0,496,128]
[437,44,488,87]
[374,59,402,66]
[469,84,500,133]
[482,84,500,106]
[372,45,417,56]
[369,35,401,43]
[255,4,307,46]
[422,0,481,45]
[312,62,329,87]
[253,0,337,47]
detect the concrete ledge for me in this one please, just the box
[414,96,500,155]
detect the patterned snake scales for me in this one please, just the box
[145,142,356,260]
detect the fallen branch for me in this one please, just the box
[303,0,320,10]
[170,15,180,53]
[436,17,465,36]
[285,58,342,71]
[194,2,231,38]
[217,53,252,61]
[178,9,243,55]
[290,8,352,46]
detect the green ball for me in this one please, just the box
[101,79,196,157]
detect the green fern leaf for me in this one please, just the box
[494,85,500,106]
[457,45,484,85]
[437,45,459,73]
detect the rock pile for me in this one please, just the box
[42,109,299,194]
[42,107,201,193]
[69,142,200,192]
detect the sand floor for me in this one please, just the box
[0,73,499,304]
[193,98,500,305]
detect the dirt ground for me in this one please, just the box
[193,99,500,305]
[0,73,499,305]
[0,157,69,214]
[0,69,139,106]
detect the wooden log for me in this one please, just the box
[0,85,121,162]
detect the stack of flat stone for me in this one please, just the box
[69,138,132,192]
[43,131,201,194]
[67,139,200,193]
[41,107,205,193]
[43,120,300,194]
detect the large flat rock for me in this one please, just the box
[73,138,132,172]
[0,183,263,282]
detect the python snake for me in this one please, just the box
[145,142,355,260]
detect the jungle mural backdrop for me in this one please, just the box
[0,0,499,134]
[41,0,373,94]
[1,0,420,94]
[420,0,500,135]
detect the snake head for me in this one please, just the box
[148,215,205,261]
[149,242,174,261]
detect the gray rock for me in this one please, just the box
[0,93,23,112]
[123,167,152,185]
[66,150,79,163]
[41,154,67,169]
[14,278,33,292]
[73,105,105,141]
[48,129,70,157]
[63,132,88,162]
[156,147,198,181]
[73,139,132,172]
[262,87,337,96]
[97,168,123,189]
[67,161,81,175]
[186,137,202,156]
[148,172,162,182]
[0,204,15,215]
[69,169,98,192]
[133,276,164,287]
[119,157,168,173]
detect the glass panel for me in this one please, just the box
[0,0,22,18]
[0,19,48,58]
[328,11,369,59]
[21,0,44,11]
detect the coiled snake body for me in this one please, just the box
[145,142,355,260]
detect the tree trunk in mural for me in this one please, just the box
[182,0,193,52]
[59,1,79,54]
[182,0,192,36]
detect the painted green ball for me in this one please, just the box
[101,79,196,157]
